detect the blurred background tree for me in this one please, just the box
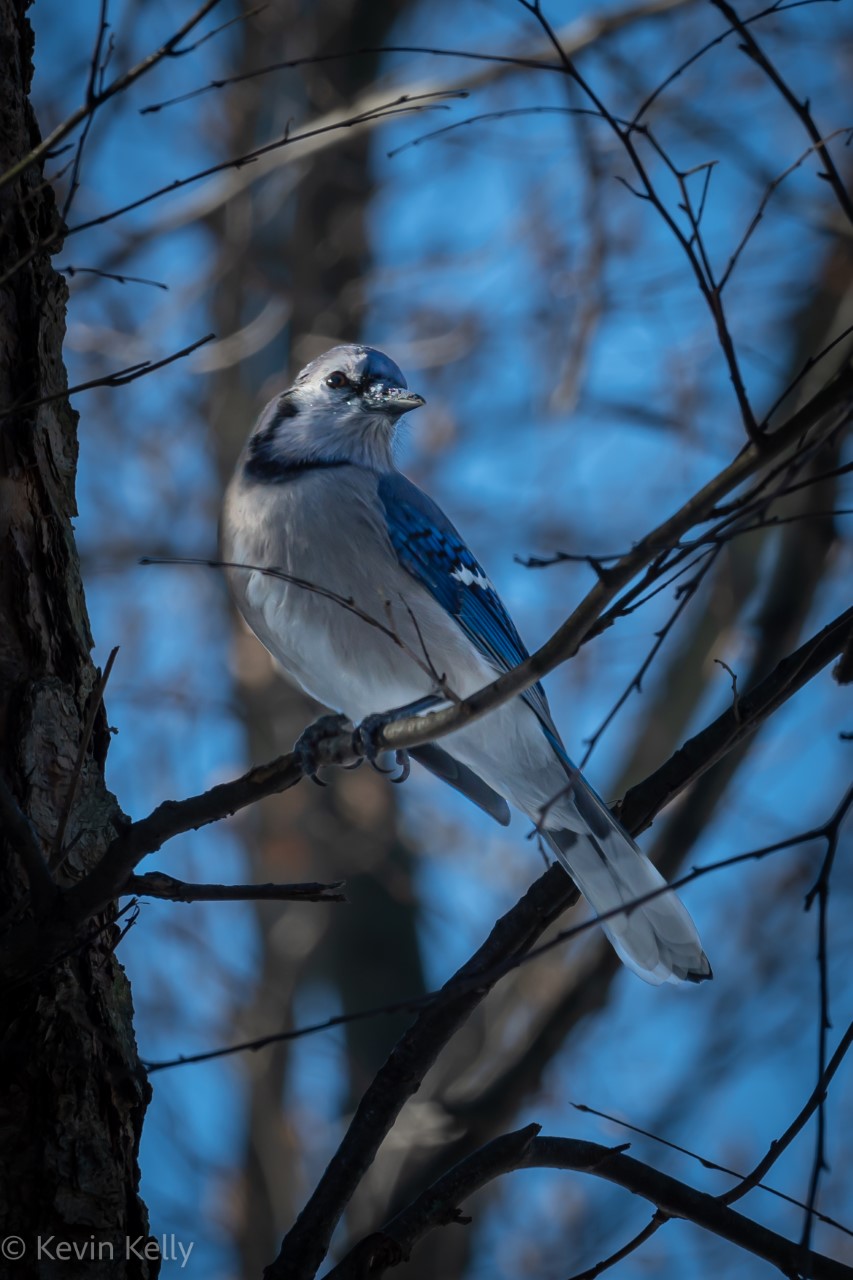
[8,0,851,1276]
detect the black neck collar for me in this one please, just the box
[244,450,351,484]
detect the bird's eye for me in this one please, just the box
[325,371,350,389]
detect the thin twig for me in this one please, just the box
[800,785,851,1246]
[0,336,215,419]
[60,0,112,221]
[710,0,853,226]
[565,1212,669,1280]
[0,0,223,193]
[571,1100,853,1237]
[59,264,169,291]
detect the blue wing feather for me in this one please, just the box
[377,472,556,734]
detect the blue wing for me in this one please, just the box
[377,471,558,737]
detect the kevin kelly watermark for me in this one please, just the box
[1,1233,194,1267]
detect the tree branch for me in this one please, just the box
[618,606,853,834]
[126,871,346,903]
[326,1126,853,1280]
[710,0,853,227]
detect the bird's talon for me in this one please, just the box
[391,750,411,784]
[353,712,390,763]
[293,713,353,778]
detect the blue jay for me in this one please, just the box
[222,344,710,985]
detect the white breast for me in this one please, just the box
[221,468,497,721]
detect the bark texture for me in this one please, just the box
[0,2,154,1275]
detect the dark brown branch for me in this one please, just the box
[126,872,346,903]
[325,1126,853,1280]
[64,752,305,920]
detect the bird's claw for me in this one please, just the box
[352,712,390,764]
[390,750,411,783]
[353,715,411,784]
[293,713,354,779]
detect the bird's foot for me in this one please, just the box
[353,711,419,784]
[352,696,443,783]
[293,713,354,783]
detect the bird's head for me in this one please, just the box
[246,345,424,475]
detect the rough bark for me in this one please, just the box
[0,2,153,1275]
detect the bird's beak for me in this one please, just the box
[364,384,425,415]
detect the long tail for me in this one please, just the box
[544,769,711,986]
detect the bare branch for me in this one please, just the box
[0,0,224,194]
[565,1212,669,1280]
[59,264,169,291]
[81,782,853,1076]
[126,871,346,904]
[325,1126,853,1280]
[139,0,694,116]
[0,95,465,286]
[514,0,762,442]
[66,94,462,237]
[799,784,850,1245]
[571,1100,853,1237]
[718,786,853,1211]
[719,1017,853,1210]
[710,0,853,226]
[263,765,852,1280]
[618,610,853,835]
[0,335,215,418]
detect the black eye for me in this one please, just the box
[325,371,350,389]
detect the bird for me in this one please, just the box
[221,344,711,985]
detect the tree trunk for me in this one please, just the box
[0,2,154,1275]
